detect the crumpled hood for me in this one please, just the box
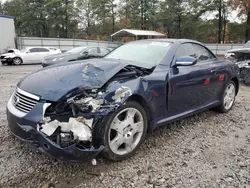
[18,59,129,101]
[44,53,80,64]
[1,52,17,57]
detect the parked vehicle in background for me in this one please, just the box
[225,41,250,84]
[42,46,112,67]
[225,40,250,60]
[7,39,239,162]
[5,49,20,54]
[1,47,61,65]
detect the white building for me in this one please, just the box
[0,15,16,53]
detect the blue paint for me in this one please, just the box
[7,39,240,161]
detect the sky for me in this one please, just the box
[202,10,243,23]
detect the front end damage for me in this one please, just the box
[8,60,153,161]
[37,64,152,157]
[225,51,250,84]
[236,61,250,84]
[36,85,133,160]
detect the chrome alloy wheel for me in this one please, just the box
[108,108,144,156]
[223,83,236,110]
[13,58,22,65]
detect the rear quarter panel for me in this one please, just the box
[212,59,240,98]
[215,59,239,84]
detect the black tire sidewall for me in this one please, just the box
[94,101,148,161]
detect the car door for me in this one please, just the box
[191,43,224,102]
[21,48,38,63]
[167,43,218,116]
[34,48,51,63]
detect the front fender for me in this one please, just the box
[104,77,153,104]
[102,78,155,119]
[71,77,155,125]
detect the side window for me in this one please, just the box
[87,47,98,55]
[37,48,50,52]
[175,43,195,59]
[29,48,38,53]
[192,44,215,62]
[100,48,110,56]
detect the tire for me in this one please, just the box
[12,57,23,65]
[94,101,148,161]
[215,80,236,113]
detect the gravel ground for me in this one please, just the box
[0,64,249,188]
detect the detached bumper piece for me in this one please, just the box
[7,110,104,162]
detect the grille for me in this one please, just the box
[12,89,39,113]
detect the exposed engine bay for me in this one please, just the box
[37,65,153,150]
[226,50,250,84]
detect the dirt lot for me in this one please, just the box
[0,64,249,188]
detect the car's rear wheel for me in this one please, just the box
[13,57,22,65]
[95,101,148,161]
[216,81,236,113]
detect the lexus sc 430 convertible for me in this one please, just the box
[7,39,239,161]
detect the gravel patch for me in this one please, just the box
[0,64,249,188]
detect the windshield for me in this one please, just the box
[66,47,87,54]
[104,41,172,68]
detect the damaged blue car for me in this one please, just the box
[7,39,239,161]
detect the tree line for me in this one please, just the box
[0,0,249,43]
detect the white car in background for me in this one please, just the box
[1,47,61,65]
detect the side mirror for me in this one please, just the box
[26,51,30,54]
[175,56,197,67]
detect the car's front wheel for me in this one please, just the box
[13,57,23,65]
[95,101,148,161]
[216,81,236,113]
